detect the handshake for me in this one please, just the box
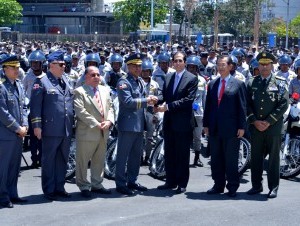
[147,95,158,106]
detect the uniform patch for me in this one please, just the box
[118,83,127,90]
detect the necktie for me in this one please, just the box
[218,79,226,106]
[13,82,19,95]
[58,78,65,91]
[173,73,180,94]
[93,87,104,117]
[262,78,267,88]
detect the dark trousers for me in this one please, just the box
[164,130,192,188]
[250,130,281,191]
[209,136,240,192]
[115,131,144,188]
[28,114,42,163]
[41,136,71,195]
[0,138,23,202]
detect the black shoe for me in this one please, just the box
[30,162,39,169]
[55,191,71,198]
[116,186,134,195]
[91,187,112,194]
[207,187,224,195]
[247,186,263,195]
[10,197,28,203]
[175,187,186,194]
[81,190,92,198]
[0,201,13,208]
[128,183,148,191]
[157,183,177,190]
[194,159,204,167]
[44,193,57,201]
[267,189,277,199]
[227,191,237,198]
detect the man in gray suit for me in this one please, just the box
[115,54,157,195]
[74,66,114,198]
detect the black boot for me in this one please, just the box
[193,152,203,167]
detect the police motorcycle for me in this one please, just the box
[280,93,300,179]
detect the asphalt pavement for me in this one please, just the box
[1,149,300,226]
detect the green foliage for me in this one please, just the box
[291,14,300,36]
[113,0,169,32]
[191,2,214,34]
[0,0,23,26]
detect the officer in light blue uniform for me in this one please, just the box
[115,53,156,195]
[30,50,74,201]
[0,56,28,208]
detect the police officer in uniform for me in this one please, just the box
[247,52,289,198]
[289,60,300,96]
[199,52,216,80]
[104,53,126,89]
[0,56,28,208]
[30,50,74,201]
[115,54,157,195]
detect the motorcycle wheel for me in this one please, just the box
[104,137,118,180]
[149,138,166,179]
[280,138,300,179]
[65,138,76,180]
[238,137,251,176]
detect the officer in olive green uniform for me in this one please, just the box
[246,52,289,199]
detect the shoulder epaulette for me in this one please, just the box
[37,74,46,79]
[275,75,286,81]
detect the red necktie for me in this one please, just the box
[93,87,104,118]
[218,79,226,106]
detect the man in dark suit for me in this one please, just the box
[203,55,247,197]
[156,51,198,194]
[30,50,74,201]
[0,56,28,208]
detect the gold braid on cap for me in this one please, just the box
[2,61,20,67]
[258,58,273,64]
[126,59,142,65]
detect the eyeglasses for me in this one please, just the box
[89,73,100,77]
[173,59,184,63]
[52,62,66,67]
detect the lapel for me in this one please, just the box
[3,76,19,99]
[83,84,102,114]
[224,76,234,95]
[167,72,176,97]
[62,75,70,96]
[47,72,64,94]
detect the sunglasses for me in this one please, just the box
[89,73,100,77]
[173,59,184,63]
[52,62,66,67]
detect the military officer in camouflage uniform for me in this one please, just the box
[246,52,289,199]
[30,50,74,201]
[0,56,28,208]
[115,54,157,196]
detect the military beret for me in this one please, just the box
[0,55,20,67]
[256,51,276,64]
[47,50,64,62]
[124,53,142,65]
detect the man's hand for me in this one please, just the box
[147,95,158,106]
[34,128,42,140]
[154,103,167,112]
[16,126,27,138]
[253,120,269,132]
[237,129,245,138]
[203,127,209,136]
[99,121,112,130]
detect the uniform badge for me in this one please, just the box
[118,83,127,90]
[33,84,40,90]
[268,85,278,91]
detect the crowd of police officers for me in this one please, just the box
[0,38,299,208]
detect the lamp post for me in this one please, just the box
[285,0,290,49]
[151,0,154,30]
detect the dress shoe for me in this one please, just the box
[11,197,28,203]
[175,187,186,194]
[116,186,134,196]
[91,187,112,194]
[267,189,278,199]
[127,183,148,191]
[44,193,57,201]
[0,201,13,208]
[207,187,224,195]
[193,159,204,167]
[30,162,39,169]
[81,190,92,198]
[157,183,177,190]
[227,191,237,198]
[55,191,71,198]
[247,186,263,195]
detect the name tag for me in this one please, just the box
[268,85,278,91]
[47,89,58,94]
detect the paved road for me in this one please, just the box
[1,150,300,226]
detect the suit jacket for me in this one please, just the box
[30,72,74,137]
[117,73,148,132]
[203,76,247,138]
[158,70,198,132]
[0,74,28,140]
[74,84,114,141]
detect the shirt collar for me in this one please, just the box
[176,69,185,78]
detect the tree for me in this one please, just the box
[191,2,214,34]
[0,0,23,26]
[113,0,169,32]
[290,14,300,37]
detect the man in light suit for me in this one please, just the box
[156,51,198,194]
[0,56,28,208]
[74,66,114,198]
[203,55,247,198]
